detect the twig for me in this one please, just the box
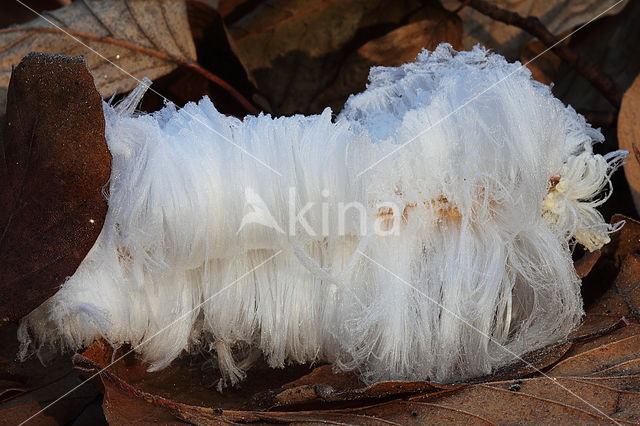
[450,0,471,16]
[462,0,623,108]
[0,27,259,115]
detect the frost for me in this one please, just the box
[19,44,626,386]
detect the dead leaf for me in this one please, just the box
[63,212,640,423]
[549,334,640,376]
[134,1,259,116]
[0,0,196,101]
[216,0,256,20]
[74,316,640,424]
[520,40,565,86]
[227,0,461,115]
[619,73,640,215]
[0,324,104,425]
[574,249,602,279]
[551,0,640,115]
[412,376,639,424]
[468,341,574,384]
[0,53,110,324]
[404,323,640,424]
[518,41,621,129]
[267,367,461,410]
[311,9,462,113]
[441,0,628,59]
[69,305,637,425]
[583,215,640,320]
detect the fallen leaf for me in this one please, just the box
[216,0,256,20]
[520,40,566,86]
[69,304,637,425]
[265,366,461,410]
[468,341,574,384]
[135,1,259,117]
[64,212,640,423]
[311,9,462,114]
[551,0,640,115]
[619,73,640,215]
[574,249,602,279]
[441,0,628,59]
[0,324,104,425]
[0,0,196,102]
[548,334,640,376]
[583,215,640,320]
[412,376,639,424]
[227,0,460,115]
[0,53,110,323]
[74,317,640,424]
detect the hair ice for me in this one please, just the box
[18,44,626,387]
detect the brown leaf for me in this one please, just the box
[0,324,103,425]
[311,10,462,114]
[619,73,640,215]
[549,334,640,377]
[73,307,639,425]
[134,1,259,116]
[215,0,255,20]
[264,365,461,410]
[520,40,565,86]
[227,0,461,115]
[584,215,640,320]
[411,377,639,424]
[67,211,640,423]
[441,0,627,59]
[0,0,196,101]
[468,341,574,384]
[551,0,640,116]
[75,321,640,424]
[0,53,110,323]
[574,248,602,279]
[403,323,640,424]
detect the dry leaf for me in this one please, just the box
[574,249,602,279]
[618,74,640,215]
[227,0,460,115]
[584,215,640,320]
[73,311,640,424]
[441,0,628,59]
[0,0,196,102]
[311,9,462,113]
[0,324,103,425]
[552,0,640,115]
[61,215,640,424]
[0,53,110,324]
[215,0,251,19]
[520,40,565,86]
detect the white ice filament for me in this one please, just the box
[19,44,626,386]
